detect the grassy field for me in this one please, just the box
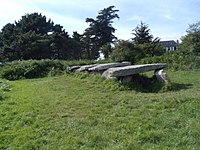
[0,70,200,149]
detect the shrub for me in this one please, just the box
[0,60,63,80]
[139,53,200,70]
[0,59,95,80]
[111,40,135,63]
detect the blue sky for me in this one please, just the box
[0,0,199,41]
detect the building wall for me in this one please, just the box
[166,46,176,52]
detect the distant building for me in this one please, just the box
[159,40,179,52]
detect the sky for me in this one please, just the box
[0,0,199,41]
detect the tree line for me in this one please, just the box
[0,5,199,63]
[0,6,120,61]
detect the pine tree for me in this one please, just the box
[131,22,164,59]
[132,22,153,44]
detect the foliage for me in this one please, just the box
[0,13,83,61]
[83,6,119,59]
[179,21,200,55]
[1,70,200,149]
[132,22,160,45]
[111,40,165,63]
[111,22,165,63]
[132,22,153,44]
[131,22,164,59]
[100,43,112,59]
[111,40,135,62]
[0,59,94,80]
[139,52,200,70]
[132,43,165,61]
[0,60,64,80]
[0,9,199,63]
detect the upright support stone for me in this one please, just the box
[120,76,133,83]
[155,69,171,83]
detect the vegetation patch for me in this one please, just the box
[1,70,200,149]
[0,59,94,80]
[0,79,11,100]
[0,5,200,150]
[139,53,200,71]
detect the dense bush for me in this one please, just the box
[0,59,94,80]
[0,52,199,81]
[111,40,165,64]
[111,40,135,62]
[139,52,200,70]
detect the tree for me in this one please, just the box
[71,32,84,59]
[132,22,160,44]
[111,40,135,62]
[0,13,54,60]
[186,21,200,34]
[84,5,119,59]
[131,22,164,59]
[180,21,200,55]
[15,13,53,35]
[97,6,119,58]
[101,43,112,59]
[17,31,51,59]
[0,13,82,61]
[0,23,19,61]
[83,18,100,59]
[111,22,164,63]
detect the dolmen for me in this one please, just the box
[68,62,170,83]
[102,63,169,83]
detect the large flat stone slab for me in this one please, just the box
[67,66,81,72]
[88,62,131,73]
[75,64,99,72]
[102,63,168,78]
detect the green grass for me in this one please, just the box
[1,70,200,149]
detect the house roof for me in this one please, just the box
[159,40,178,47]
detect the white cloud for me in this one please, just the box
[127,15,143,22]
[163,14,176,21]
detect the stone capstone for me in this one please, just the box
[102,63,168,79]
[67,66,81,72]
[88,62,131,74]
[75,64,99,73]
